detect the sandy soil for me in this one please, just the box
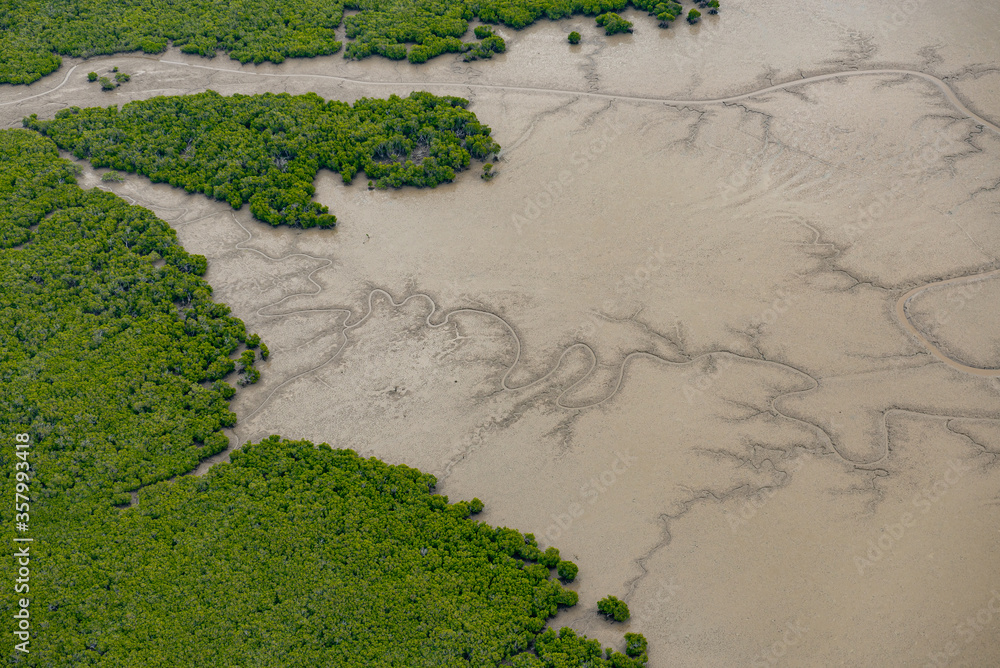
[3,0,999,665]
[902,270,1000,373]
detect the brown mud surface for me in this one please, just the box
[3,0,999,664]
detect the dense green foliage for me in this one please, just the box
[0,129,648,665]
[25,90,500,228]
[648,0,682,26]
[10,435,589,666]
[624,633,648,660]
[1,0,718,83]
[511,628,648,668]
[595,12,633,35]
[462,34,508,62]
[557,560,579,581]
[568,31,582,44]
[598,595,631,622]
[0,129,262,501]
[340,0,712,62]
[0,0,344,84]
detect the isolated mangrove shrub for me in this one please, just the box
[557,560,579,581]
[24,90,500,228]
[687,8,701,23]
[596,12,634,35]
[245,333,269,360]
[100,170,124,182]
[598,595,631,622]
[568,31,581,44]
[87,71,97,81]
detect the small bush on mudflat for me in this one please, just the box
[598,595,631,622]
[596,12,634,35]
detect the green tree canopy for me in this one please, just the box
[598,595,631,622]
[25,90,500,228]
[0,128,648,666]
[1,0,718,83]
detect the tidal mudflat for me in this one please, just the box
[4,0,998,664]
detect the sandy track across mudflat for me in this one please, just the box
[152,59,1000,133]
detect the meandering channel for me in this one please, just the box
[8,60,997,389]
[896,269,1000,377]
[152,62,1000,376]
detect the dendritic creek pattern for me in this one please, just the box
[2,3,1000,666]
[0,129,651,667]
